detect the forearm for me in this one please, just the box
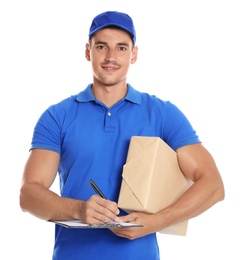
[20,182,83,221]
[154,174,224,232]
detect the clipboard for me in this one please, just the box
[49,220,142,229]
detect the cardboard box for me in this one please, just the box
[118,136,193,236]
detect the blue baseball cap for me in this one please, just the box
[88,11,136,45]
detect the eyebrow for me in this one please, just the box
[94,40,130,47]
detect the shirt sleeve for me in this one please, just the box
[162,101,201,150]
[30,105,62,154]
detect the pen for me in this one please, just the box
[90,179,107,199]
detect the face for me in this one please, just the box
[85,27,138,87]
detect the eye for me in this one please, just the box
[96,45,106,50]
[119,46,127,51]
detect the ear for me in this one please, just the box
[85,43,90,61]
[131,46,138,64]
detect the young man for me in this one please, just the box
[20,11,224,260]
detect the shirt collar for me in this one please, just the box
[76,83,141,104]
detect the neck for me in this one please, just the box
[91,83,128,108]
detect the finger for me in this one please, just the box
[86,197,119,222]
[91,195,119,214]
[116,214,135,223]
[110,228,138,240]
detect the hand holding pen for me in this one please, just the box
[89,179,120,221]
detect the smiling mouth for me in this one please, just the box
[102,66,119,72]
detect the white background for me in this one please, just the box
[1,0,239,259]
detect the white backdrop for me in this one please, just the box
[1,0,239,259]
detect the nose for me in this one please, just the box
[104,49,116,62]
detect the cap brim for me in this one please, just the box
[89,23,135,42]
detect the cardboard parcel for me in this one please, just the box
[118,136,193,236]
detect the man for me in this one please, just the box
[20,11,224,260]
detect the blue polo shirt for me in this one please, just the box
[31,84,200,260]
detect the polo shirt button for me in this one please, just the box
[107,112,111,116]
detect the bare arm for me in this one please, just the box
[153,143,225,227]
[19,149,119,222]
[112,143,225,239]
